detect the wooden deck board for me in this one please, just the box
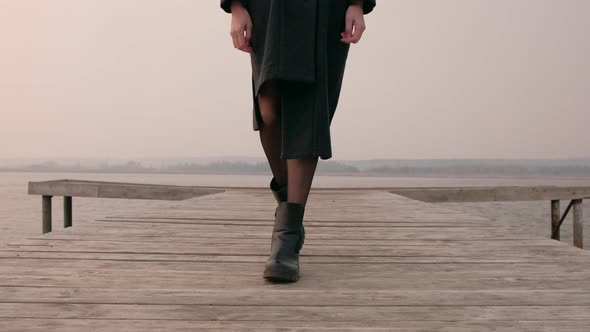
[3,188,590,331]
[3,318,590,332]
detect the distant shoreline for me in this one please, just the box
[2,168,590,181]
[3,157,589,181]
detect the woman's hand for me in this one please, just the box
[341,2,366,44]
[229,1,253,53]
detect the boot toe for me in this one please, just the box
[263,260,300,282]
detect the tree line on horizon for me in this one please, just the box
[3,160,590,176]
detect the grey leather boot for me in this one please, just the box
[263,201,305,282]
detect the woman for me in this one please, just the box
[220,0,376,282]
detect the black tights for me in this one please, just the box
[257,80,319,207]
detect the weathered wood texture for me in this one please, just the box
[3,189,590,331]
[573,199,584,249]
[551,199,561,240]
[388,186,590,202]
[28,179,225,200]
[30,180,590,202]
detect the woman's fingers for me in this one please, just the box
[245,23,252,44]
[236,28,246,50]
[350,19,365,43]
[229,4,253,54]
[230,30,239,49]
[341,15,353,42]
[242,44,253,53]
[341,4,366,44]
[231,25,252,53]
[230,23,243,49]
[341,22,365,44]
[242,23,253,53]
[236,27,252,53]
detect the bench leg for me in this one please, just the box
[573,199,583,249]
[42,195,52,234]
[64,196,72,228]
[551,200,560,240]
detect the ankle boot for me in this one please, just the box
[263,201,305,282]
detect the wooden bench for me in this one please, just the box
[388,185,589,249]
[28,180,588,248]
[28,179,225,234]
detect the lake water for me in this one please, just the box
[1,171,588,249]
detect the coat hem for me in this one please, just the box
[280,150,332,160]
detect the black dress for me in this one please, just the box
[220,0,376,160]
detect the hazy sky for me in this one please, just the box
[1,0,588,161]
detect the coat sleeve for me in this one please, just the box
[220,0,248,13]
[348,0,376,15]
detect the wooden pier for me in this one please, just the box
[2,185,590,331]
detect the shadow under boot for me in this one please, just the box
[263,201,305,282]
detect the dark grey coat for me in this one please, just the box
[221,0,376,160]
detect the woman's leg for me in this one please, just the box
[257,80,287,187]
[261,81,317,282]
[287,157,318,207]
[259,80,318,208]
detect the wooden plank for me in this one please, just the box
[26,179,590,210]
[2,259,588,276]
[1,303,589,321]
[2,251,588,264]
[3,318,590,332]
[2,287,590,306]
[18,236,564,247]
[94,219,493,228]
[2,259,587,275]
[28,179,225,200]
[96,217,493,227]
[1,265,589,290]
[2,275,587,291]
[1,264,589,289]
[6,241,588,259]
[25,230,544,241]
[389,186,590,202]
[46,220,540,236]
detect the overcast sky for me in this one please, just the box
[1,0,588,161]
